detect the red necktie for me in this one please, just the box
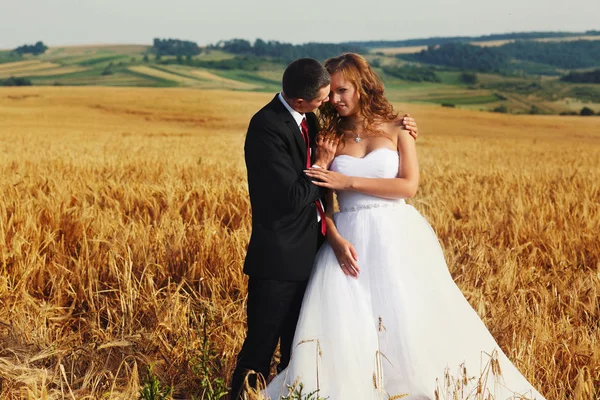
[301,117,327,236]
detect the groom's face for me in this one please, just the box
[295,85,331,113]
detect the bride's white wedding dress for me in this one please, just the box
[267,148,546,400]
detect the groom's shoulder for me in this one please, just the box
[252,103,276,121]
[249,95,282,127]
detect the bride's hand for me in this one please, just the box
[330,236,360,277]
[304,168,353,190]
[313,135,338,169]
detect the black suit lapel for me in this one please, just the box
[268,95,307,162]
[285,119,306,160]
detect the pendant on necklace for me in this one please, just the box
[355,137,361,143]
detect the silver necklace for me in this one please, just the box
[345,126,363,143]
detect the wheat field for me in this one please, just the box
[0,87,598,399]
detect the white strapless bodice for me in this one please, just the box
[331,147,405,211]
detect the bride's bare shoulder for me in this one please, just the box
[379,120,409,142]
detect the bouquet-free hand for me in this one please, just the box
[313,136,338,169]
[304,168,352,190]
[330,236,360,277]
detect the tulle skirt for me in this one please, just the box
[267,203,546,400]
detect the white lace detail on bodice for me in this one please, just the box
[330,147,405,212]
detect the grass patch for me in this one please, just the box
[436,71,464,85]
[78,55,131,66]
[207,69,279,91]
[0,51,23,64]
[121,68,180,87]
[428,94,501,105]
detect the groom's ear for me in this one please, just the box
[290,98,304,108]
[289,98,307,112]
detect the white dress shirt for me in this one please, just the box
[278,92,305,127]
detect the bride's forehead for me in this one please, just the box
[330,72,347,84]
[330,71,356,89]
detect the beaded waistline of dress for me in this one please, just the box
[338,202,404,213]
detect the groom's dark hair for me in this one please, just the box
[282,58,331,100]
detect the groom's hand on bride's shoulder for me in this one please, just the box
[400,114,418,140]
[313,134,338,169]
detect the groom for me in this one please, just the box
[229,58,334,400]
[230,58,418,399]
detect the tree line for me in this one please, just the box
[381,65,441,82]
[13,41,48,55]
[398,40,600,72]
[210,39,365,63]
[2,77,33,86]
[500,40,600,69]
[399,43,510,72]
[345,31,600,49]
[152,38,202,57]
[561,69,600,84]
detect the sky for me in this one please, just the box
[1,0,599,49]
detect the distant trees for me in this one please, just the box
[561,69,600,84]
[220,39,253,54]
[344,31,600,49]
[396,40,600,73]
[569,86,600,103]
[381,65,441,82]
[13,41,48,55]
[499,40,600,69]
[399,43,509,72]
[211,39,364,63]
[101,63,114,76]
[2,76,33,86]
[152,38,201,57]
[459,72,478,84]
[580,106,595,116]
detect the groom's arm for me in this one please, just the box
[245,120,324,218]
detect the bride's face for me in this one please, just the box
[329,72,360,117]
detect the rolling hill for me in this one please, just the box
[2,31,600,115]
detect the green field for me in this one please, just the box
[2,43,600,115]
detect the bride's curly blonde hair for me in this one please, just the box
[318,53,398,139]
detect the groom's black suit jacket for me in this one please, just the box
[244,95,326,281]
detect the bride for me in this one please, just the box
[266,53,546,400]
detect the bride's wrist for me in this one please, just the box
[347,176,356,190]
[326,231,342,244]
